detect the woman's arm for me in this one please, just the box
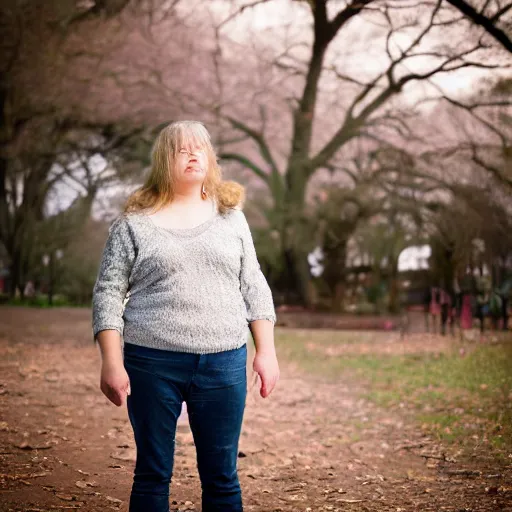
[237,210,277,325]
[97,330,124,366]
[249,319,279,398]
[92,215,135,406]
[92,215,136,347]
[97,329,131,407]
[237,210,279,397]
[249,319,275,354]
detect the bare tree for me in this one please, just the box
[216,0,506,305]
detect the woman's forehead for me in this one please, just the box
[176,129,209,149]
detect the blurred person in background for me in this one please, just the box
[429,285,441,333]
[475,274,491,338]
[497,273,512,331]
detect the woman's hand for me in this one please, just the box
[100,361,131,407]
[253,350,280,398]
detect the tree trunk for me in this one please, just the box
[293,248,314,308]
[276,173,315,306]
[333,281,346,313]
[9,252,21,299]
[282,246,313,307]
[388,267,399,314]
[322,237,348,313]
[48,252,54,306]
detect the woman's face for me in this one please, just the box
[174,141,208,184]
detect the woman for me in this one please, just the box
[92,120,279,512]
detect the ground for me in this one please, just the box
[0,307,511,512]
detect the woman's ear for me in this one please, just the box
[216,180,246,209]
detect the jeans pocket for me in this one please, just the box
[213,344,247,371]
[198,345,247,389]
[123,343,184,378]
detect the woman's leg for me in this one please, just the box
[187,345,247,512]
[123,343,191,512]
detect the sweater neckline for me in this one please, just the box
[141,210,221,238]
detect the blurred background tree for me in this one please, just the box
[0,0,510,314]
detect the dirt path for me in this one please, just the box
[0,307,510,512]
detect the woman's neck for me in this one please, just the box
[171,191,203,205]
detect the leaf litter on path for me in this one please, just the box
[0,308,511,512]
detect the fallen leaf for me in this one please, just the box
[106,495,123,505]
[110,449,135,461]
[56,494,76,501]
[76,480,98,489]
[15,441,52,450]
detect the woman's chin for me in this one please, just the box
[184,169,204,177]
[179,173,204,185]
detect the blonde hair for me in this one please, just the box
[123,120,244,214]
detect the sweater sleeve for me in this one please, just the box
[236,210,276,324]
[92,215,136,343]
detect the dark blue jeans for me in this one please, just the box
[123,342,247,512]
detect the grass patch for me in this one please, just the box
[2,294,77,308]
[276,328,512,459]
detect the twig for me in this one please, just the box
[394,441,430,451]
[445,469,482,476]
[420,452,456,462]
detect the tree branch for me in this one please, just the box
[445,0,512,52]
[217,0,272,31]
[329,0,375,39]
[218,152,269,184]
[225,116,279,175]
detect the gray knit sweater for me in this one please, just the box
[92,207,276,354]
